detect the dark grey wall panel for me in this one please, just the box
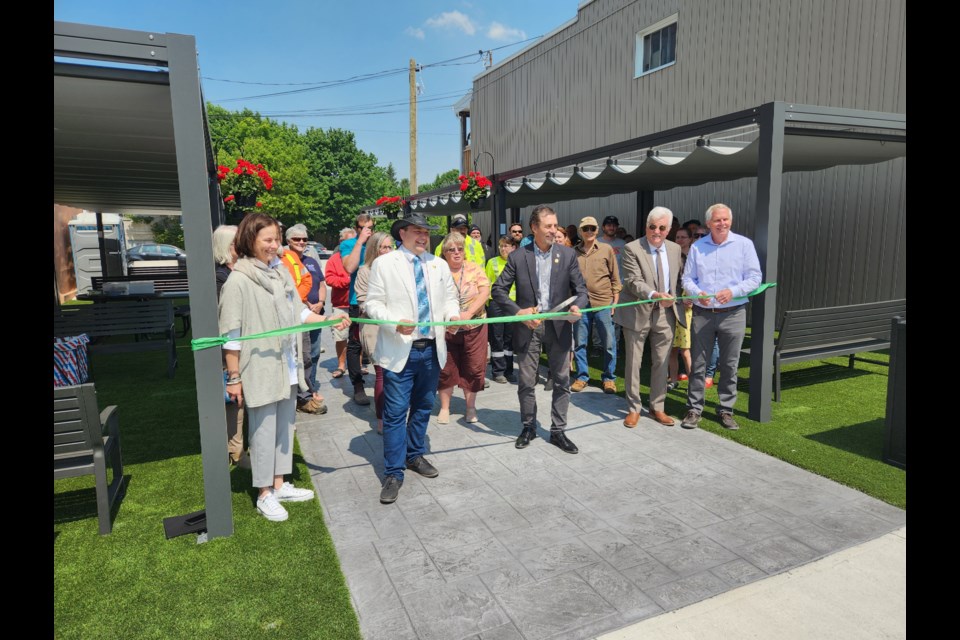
[473,0,905,163]
[470,0,905,317]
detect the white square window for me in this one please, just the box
[635,14,678,77]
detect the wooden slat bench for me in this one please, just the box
[743,299,906,401]
[54,299,178,378]
[92,273,188,295]
[54,383,126,535]
[90,275,191,337]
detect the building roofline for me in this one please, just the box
[472,12,579,82]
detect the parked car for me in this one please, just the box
[306,241,332,260]
[127,243,187,263]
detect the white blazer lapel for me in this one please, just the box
[426,256,447,322]
[389,251,416,319]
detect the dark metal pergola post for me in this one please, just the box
[167,33,233,539]
[493,183,507,239]
[94,210,109,278]
[636,191,654,232]
[749,102,786,423]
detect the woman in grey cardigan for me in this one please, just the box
[219,213,349,522]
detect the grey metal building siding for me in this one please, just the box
[469,0,905,318]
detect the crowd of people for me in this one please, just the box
[215,201,761,515]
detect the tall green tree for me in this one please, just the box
[303,127,393,237]
[207,105,315,228]
[206,104,396,241]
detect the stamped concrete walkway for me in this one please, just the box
[297,335,905,640]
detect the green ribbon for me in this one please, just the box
[191,282,776,351]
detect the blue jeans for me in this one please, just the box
[574,308,617,382]
[382,342,441,482]
[307,328,322,391]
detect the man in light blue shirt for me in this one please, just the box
[680,204,761,431]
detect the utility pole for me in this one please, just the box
[409,58,417,195]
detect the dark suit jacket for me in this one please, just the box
[491,241,589,352]
[615,237,687,332]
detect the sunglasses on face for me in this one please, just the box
[648,224,668,232]
[289,237,307,242]
[581,226,597,232]
[445,247,464,253]
[510,229,523,234]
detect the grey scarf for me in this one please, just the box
[233,256,300,357]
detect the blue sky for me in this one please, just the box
[54,0,579,188]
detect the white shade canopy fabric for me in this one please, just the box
[401,122,905,215]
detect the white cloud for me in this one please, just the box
[487,21,526,41]
[425,10,476,36]
[405,26,425,40]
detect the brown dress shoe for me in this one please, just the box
[623,412,640,428]
[650,410,676,426]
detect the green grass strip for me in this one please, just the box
[54,339,361,639]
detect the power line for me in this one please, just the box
[207,35,541,102]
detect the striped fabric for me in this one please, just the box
[54,334,91,387]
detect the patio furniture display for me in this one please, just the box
[742,298,906,402]
[54,299,178,378]
[87,276,191,337]
[54,383,126,535]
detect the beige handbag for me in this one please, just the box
[359,314,379,360]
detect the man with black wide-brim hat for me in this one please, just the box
[365,213,463,504]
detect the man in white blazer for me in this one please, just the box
[615,206,687,428]
[365,213,462,504]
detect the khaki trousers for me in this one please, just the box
[623,307,676,413]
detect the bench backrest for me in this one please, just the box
[54,299,175,338]
[91,274,188,294]
[54,383,101,457]
[779,299,906,352]
[127,264,186,276]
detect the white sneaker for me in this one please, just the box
[256,493,289,521]
[273,482,315,502]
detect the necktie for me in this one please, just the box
[655,248,665,293]
[413,257,430,336]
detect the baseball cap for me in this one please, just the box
[602,215,619,226]
[451,214,468,228]
[579,216,599,229]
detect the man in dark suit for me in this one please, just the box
[615,206,687,428]
[491,205,589,453]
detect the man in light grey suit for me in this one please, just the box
[614,206,687,428]
[491,205,588,454]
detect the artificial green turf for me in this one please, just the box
[54,336,361,639]
[571,337,906,509]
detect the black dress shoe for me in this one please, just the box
[515,427,536,449]
[549,431,579,454]
[380,475,403,504]
[406,456,439,478]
